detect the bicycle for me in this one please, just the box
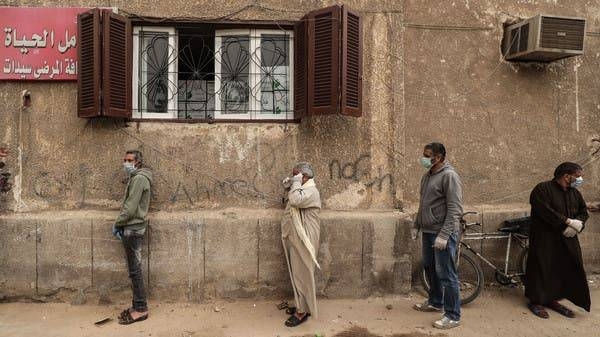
[420,212,530,305]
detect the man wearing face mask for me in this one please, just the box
[113,150,153,325]
[411,142,463,330]
[525,162,590,319]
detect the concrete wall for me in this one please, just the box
[1,0,600,301]
[0,210,413,303]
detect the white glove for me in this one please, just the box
[281,177,292,188]
[410,228,419,240]
[566,218,583,232]
[433,236,448,250]
[291,172,303,183]
[563,226,578,238]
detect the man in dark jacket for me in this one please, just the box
[113,150,153,325]
[526,162,590,318]
[412,142,463,330]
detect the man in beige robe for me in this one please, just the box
[281,162,321,327]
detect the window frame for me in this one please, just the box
[132,26,178,119]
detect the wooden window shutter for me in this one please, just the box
[102,11,132,118]
[294,17,308,119]
[307,5,341,115]
[340,6,362,117]
[77,9,101,118]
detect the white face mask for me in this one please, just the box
[419,157,433,169]
[123,162,136,174]
[570,176,583,188]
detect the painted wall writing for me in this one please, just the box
[329,154,395,193]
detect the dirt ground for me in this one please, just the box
[1,284,599,337]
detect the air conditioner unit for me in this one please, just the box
[503,14,586,62]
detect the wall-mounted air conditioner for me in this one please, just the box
[503,14,586,62]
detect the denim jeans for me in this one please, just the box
[122,229,147,312]
[422,232,461,321]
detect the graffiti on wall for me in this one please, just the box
[329,154,395,194]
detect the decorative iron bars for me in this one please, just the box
[134,29,293,119]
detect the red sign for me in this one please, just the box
[0,7,89,81]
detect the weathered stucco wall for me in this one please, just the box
[402,0,600,207]
[1,0,600,300]
[1,0,599,212]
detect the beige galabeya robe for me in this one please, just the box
[281,178,321,318]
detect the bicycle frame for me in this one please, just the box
[460,230,528,279]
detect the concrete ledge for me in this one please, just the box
[0,209,411,303]
[2,208,598,303]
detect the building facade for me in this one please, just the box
[0,0,599,303]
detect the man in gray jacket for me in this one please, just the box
[412,142,463,329]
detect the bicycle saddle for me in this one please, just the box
[498,216,531,235]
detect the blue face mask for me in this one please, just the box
[419,157,433,169]
[123,162,136,174]
[570,176,583,188]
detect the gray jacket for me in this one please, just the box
[414,161,463,240]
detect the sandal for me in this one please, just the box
[118,310,149,325]
[547,301,575,318]
[285,307,297,315]
[118,308,132,320]
[284,313,309,327]
[528,303,549,319]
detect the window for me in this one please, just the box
[132,27,293,120]
[77,5,362,121]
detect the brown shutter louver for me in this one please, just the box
[307,5,340,115]
[294,17,308,119]
[102,11,132,118]
[77,9,101,118]
[340,6,362,117]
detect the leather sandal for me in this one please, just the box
[118,310,148,325]
[285,313,309,327]
[118,308,132,320]
[528,303,549,319]
[547,301,575,318]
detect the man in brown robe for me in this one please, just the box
[526,162,590,318]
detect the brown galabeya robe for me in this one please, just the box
[525,180,590,311]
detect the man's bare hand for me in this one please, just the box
[0,147,8,158]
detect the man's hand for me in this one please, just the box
[566,218,584,232]
[112,225,123,240]
[410,227,419,240]
[433,236,448,250]
[281,176,292,188]
[291,172,303,183]
[0,147,8,158]
[563,227,578,238]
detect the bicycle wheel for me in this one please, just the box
[420,251,484,305]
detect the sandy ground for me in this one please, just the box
[1,286,599,337]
